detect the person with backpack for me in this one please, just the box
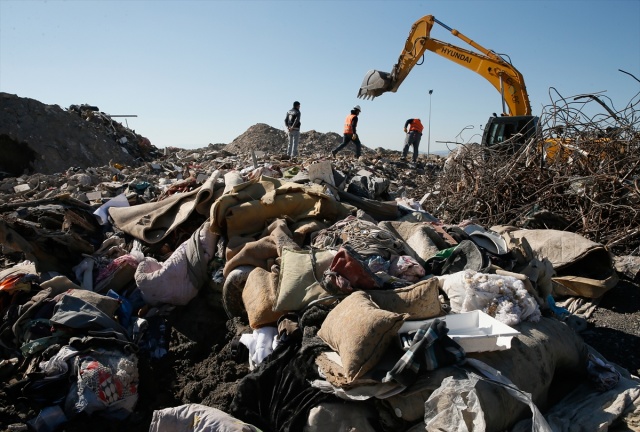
[401,118,424,162]
[331,105,362,158]
[284,101,301,157]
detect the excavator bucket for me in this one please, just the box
[357,70,392,100]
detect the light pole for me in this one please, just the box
[427,89,433,158]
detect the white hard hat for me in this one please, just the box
[353,105,362,111]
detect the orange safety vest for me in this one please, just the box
[344,114,357,134]
[408,119,424,133]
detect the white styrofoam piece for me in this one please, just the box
[398,310,520,352]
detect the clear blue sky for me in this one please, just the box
[1,0,639,154]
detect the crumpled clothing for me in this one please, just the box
[94,252,144,294]
[587,353,621,391]
[389,255,425,282]
[50,295,129,340]
[325,245,383,291]
[72,256,96,291]
[39,345,79,377]
[366,255,390,273]
[95,253,143,287]
[384,319,465,387]
[0,272,38,293]
[239,327,278,371]
[136,316,168,359]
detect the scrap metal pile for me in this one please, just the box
[420,89,640,257]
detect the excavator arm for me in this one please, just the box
[358,15,532,117]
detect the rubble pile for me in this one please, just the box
[223,122,378,158]
[0,93,639,432]
[0,93,160,176]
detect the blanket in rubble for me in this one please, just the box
[209,176,352,238]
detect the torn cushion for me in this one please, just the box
[438,270,541,326]
[317,291,406,383]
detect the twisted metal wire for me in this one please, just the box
[419,81,640,256]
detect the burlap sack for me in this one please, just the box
[368,278,443,319]
[317,291,407,383]
[224,218,299,277]
[496,228,618,298]
[273,248,336,312]
[242,267,284,329]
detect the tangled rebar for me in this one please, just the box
[421,81,640,256]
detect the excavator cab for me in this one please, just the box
[482,115,539,149]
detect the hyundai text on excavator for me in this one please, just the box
[358,15,539,150]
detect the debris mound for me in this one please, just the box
[223,123,375,157]
[0,92,159,176]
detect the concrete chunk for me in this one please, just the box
[85,191,103,201]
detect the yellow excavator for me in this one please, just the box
[358,15,539,149]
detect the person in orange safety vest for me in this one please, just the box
[331,105,362,158]
[402,118,424,162]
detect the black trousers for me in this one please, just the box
[402,131,422,161]
[333,133,362,157]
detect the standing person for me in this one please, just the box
[284,101,301,157]
[401,118,424,162]
[332,105,362,158]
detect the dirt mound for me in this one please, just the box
[224,123,374,157]
[0,93,377,179]
[0,93,159,176]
